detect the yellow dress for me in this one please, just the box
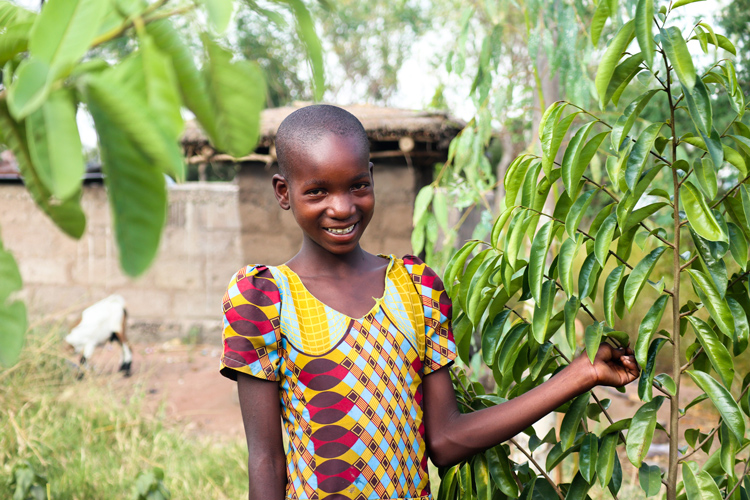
[220,255,456,500]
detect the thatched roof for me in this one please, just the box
[182,103,464,149]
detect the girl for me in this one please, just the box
[220,105,640,500]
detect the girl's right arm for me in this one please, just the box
[237,372,287,500]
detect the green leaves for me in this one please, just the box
[529,221,557,302]
[660,26,696,93]
[687,371,745,441]
[486,446,518,497]
[635,0,654,67]
[203,36,266,157]
[687,269,735,338]
[635,295,668,367]
[624,246,666,311]
[560,392,590,451]
[585,322,604,364]
[687,316,734,387]
[682,461,722,500]
[625,123,663,191]
[596,20,635,109]
[0,242,26,367]
[681,182,726,242]
[8,0,107,118]
[25,89,84,200]
[626,396,665,467]
[594,212,617,267]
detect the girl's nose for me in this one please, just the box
[326,194,356,219]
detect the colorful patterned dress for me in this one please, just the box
[220,255,456,500]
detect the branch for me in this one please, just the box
[724,459,749,500]
[509,438,565,500]
[711,173,750,209]
[679,423,720,462]
[680,347,703,373]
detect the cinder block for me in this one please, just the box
[18,256,72,285]
[119,288,173,319]
[172,289,213,320]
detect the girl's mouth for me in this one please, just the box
[324,223,356,235]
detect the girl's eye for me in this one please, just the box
[306,189,325,196]
[352,183,369,190]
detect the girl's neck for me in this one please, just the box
[286,240,380,278]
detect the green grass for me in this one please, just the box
[0,328,248,499]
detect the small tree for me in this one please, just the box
[0,0,324,367]
[433,1,750,499]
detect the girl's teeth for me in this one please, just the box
[327,225,354,235]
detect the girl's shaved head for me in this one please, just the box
[275,105,370,180]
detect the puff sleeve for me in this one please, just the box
[402,255,457,374]
[219,265,283,381]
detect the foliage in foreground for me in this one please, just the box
[430,1,750,500]
[0,0,325,367]
[0,329,247,499]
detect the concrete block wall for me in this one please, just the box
[0,182,242,342]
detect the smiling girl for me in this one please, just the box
[219,104,639,500]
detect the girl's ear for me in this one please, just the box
[272,174,291,210]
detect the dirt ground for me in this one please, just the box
[82,340,715,456]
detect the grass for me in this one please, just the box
[0,328,248,499]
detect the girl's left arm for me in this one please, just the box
[421,343,639,467]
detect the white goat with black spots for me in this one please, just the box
[65,294,132,377]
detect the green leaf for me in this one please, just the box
[684,75,712,137]
[585,322,604,364]
[468,256,500,325]
[638,338,668,402]
[473,453,491,500]
[624,246,666,311]
[203,36,266,157]
[606,53,645,108]
[413,185,434,226]
[597,432,617,488]
[565,189,597,238]
[625,123,663,191]
[482,310,511,366]
[635,295,669,367]
[689,228,727,297]
[560,392,590,452]
[578,252,601,300]
[532,280,556,343]
[85,78,167,277]
[0,100,85,238]
[544,113,579,178]
[444,241,481,295]
[595,212,617,267]
[486,446,519,497]
[0,21,31,66]
[458,461,472,498]
[638,463,662,497]
[727,297,749,355]
[139,33,185,143]
[559,235,583,297]
[590,0,611,46]
[504,157,532,209]
[579,433,598,483]
[25,89,84,200]
[459,248,491,312]
[565,472,592,500]
[433,189,449,232]
[694,158,717,200]
[279,0,325,100]
[654,373,676,396]
[687,371,745,441]
[146,20,218,143]
[6,57,51,120]
[564,296,580,350]
[0,299,27,367]
[720,422,739,476]
[611,89,660,151]
[596,20,636,109]
[687,316,734,387]
[529,221,557,302]
[681,182,726,242]
[561,122,596,200]
[626,396,665,467]
[635,0,654,67]
[682,461,722,500]
[660,26,696,93]
[491,206,516,248]
[199,0,233,33]
[29,0,107,73]
[672,0,705,8]
[687,269,735,338]
[437,465,458,500]
[604,265,627,326]
[506,211,533,269]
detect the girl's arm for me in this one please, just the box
[237,373,287,500]
[422,343,639,467]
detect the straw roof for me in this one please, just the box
[181,103,463,148]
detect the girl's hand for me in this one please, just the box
[571,343,640,388]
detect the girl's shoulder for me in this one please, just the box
[222,264,282,312]
[399,254,446,290]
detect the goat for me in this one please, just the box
[65,294,132,377]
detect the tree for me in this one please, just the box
[433,1,750,499]
[0,0,324,367]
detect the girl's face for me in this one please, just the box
[273,133,374,256]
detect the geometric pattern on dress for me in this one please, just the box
[219,255,457,499]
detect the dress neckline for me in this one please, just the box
[277,254,396,321]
